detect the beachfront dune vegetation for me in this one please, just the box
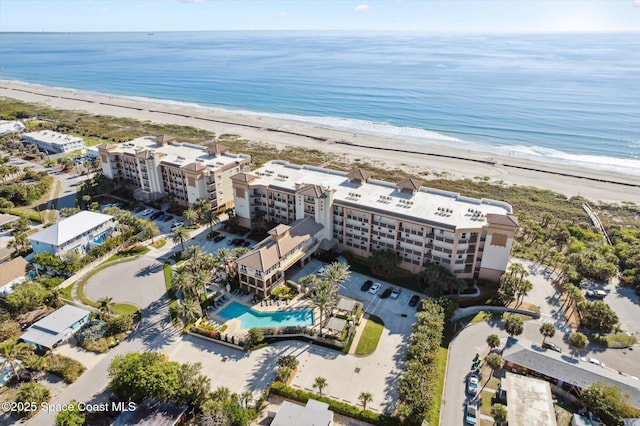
[1,98,638,291]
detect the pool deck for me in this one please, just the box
[207,292,322,336]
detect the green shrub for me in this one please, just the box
[45,354,86,383]
[16,382,50,418]
[192,327,220,340]
[76,320,108,343]
[106,315,133,335]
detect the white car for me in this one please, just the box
[581,357,605,367]
[368,283,381,294]
[141,209,153,216]
[466,374,479,396]
[465,400,478,425]
[171,221,184,229]
[390,287,402,299]
[315,266,326,275]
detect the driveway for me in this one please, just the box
[84,256,166,310]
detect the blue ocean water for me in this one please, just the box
[1,31,638,173]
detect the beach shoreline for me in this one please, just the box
[1,80,638,204]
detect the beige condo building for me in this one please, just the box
[232,161,518,295]
[97,135,251,209]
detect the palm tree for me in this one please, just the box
[202,209,219,231]
[358,391,373,410]
[491,403,508,425]
[485,353,503,385]
[177,298,202,324]
[508,262,529,282]
[172,269,195,298]
[215,248,235,275]
[46,287,64,308]
[539,322,556,344]
[313,376,328,396]
[0,338,34,381]
[240,391,253,409]
[515,279,533,307]
[192,269,212,300]
[183,245,205,272]
[309,280,336,336]
[321,262,351,295]
[486,334,501,351]
[171,226,190,251]
[142,221,160,243]
[97,296,114,316]
[183,208,199,225]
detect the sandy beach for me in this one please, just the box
[1,80,638,204]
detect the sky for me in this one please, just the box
[0,0,638,33]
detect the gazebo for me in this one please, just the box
[325,317,347,336]
[336,297,356,314]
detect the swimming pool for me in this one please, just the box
[218,301,314,329]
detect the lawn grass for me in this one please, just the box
[103,246,150,263]
[469,311,534,324]
[428,346,448,426]
[589,333,637,348]
[478,388,495,417]
[354,315,384,356]
[151,239,166,249]
[61,282,74,300]
[111,303,139,316]
[163,263,172,291]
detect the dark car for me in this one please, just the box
[231,238,242,246]
[162,214,173,222]
[242,240,252,247]
[132,206,145,213]
[214,234,226,243]
[408,295,420,307]
[150,211,164,220]
[360,280,373,291]
[542,340,562,353]
[207,231,221,240]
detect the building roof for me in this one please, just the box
[112,399,188,426]
[0,257,29,287]
[336,298,356,312]
[230,172,256,184]
[0,120,25,136]
[298,184,327,198]
[272,399,333,426]
[236,217,323,272]
[397,177,423,192]
[104,136,249,172]
[326,317,347,333]
[27,211,114,247]
[487,213,519,227]
[347,168,372,182]
[503,373,557,426]
[20,305,90,349]
[243,161,514,229]
[503,337,640,407]
[23,130,84,146]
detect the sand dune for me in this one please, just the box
[1,80,638,204]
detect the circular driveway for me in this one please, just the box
[84,256,167,309]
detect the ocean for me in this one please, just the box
[1,31,639,174]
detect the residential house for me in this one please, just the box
[27,211,116,258]
[20,305,90,351]
[271,399,333,426]
[0,257,30,297]
[22,130,84,154]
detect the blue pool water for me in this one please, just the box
[93,234,106,244]
[218,301,314,329]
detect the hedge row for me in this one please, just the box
[269,382,397,426]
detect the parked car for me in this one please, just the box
[162,214,173,222]
[150,211,163,220]
[581,357,604,367]
[242,240,252,247]
[213,234,226,243]
[390,287,402,299]
[542,340,562,353]
[465,400,478,425]
[231,238,243,246]
[141,209,153,216]
[368,283,381,294]
[207,231,221,240]
[171,221,184,229]
[132,206,145,213]
[466,374,479,396]
[585,289,606,299]
[360,280,373,292]
[408,294,420,307]
[315,266,326,275]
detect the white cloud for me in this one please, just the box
[355,4,370,12]
[635,0,640,7]
[277,11,287,17]
[100,7,110,13]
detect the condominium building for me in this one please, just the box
[232,161,518,284]
[97,136,251,208]
[22,130,85,154]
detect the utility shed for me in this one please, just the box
[503,372,557,426]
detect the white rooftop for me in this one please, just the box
[28,211,114,247]
[0,120,25,136]
[20,305,90,349]
[503,373,557,426]
[249,161,513,229]
[117,136,249,169]
[272,399,333,426]
[23,130,84,145]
